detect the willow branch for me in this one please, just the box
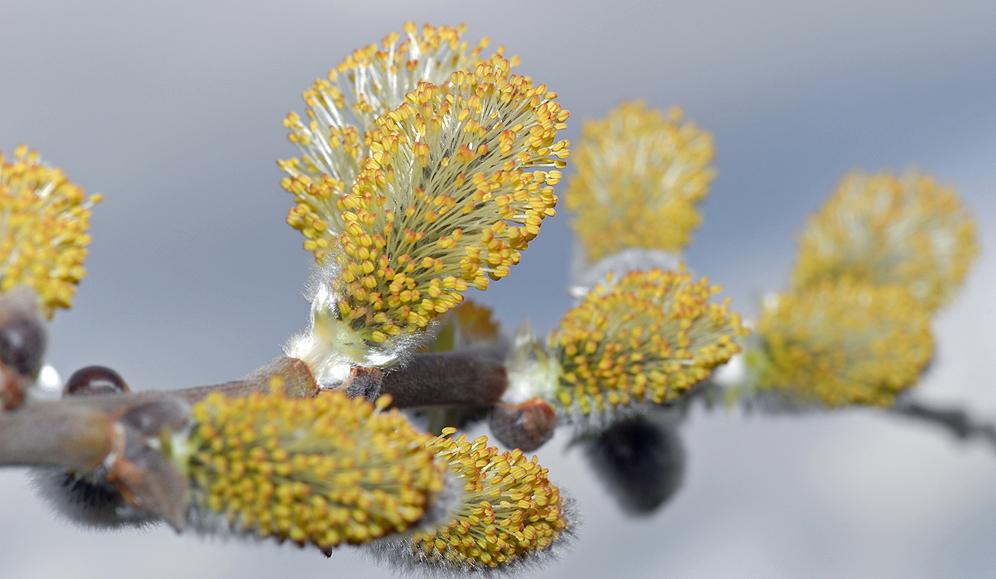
[691,378,996,454]
[170,356,319,402]
[0,399,116,469]
[0,351,509,468]
[888,398,996,452]
[379,351,508,408]
[0,357,312,473]
[167,352,508,409]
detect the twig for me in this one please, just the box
[171,356,319,402]
[379,351,508,408]
[0,398,116,470]
[0,351,509,473]
[690,379,996,454]
[152,352,508,409]
[889,398,996,452]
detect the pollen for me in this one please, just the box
[176,389,443,550]
[792,170,978,312]
[565,101,715,263]
[550,268,746,419]
[0,146,101,317]
[407,430,567,571]
[753,278,933,407]
[326,55,568,353]
[280,23,505,263]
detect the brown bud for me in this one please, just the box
[0,365,29,411]
[0,287,46,367]
[488,398,557,452]
[581,414,686,516]
[106,397,192,530]
[64,366,130,397]
[0,288,46,410]
[342,366,384,401]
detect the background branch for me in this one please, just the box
[888,398,996,453]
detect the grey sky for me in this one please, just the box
[1,1,995,577]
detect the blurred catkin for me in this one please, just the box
[793,170,978,312]
[752,278,934,407]
[0,146,100,317]
[565,101,714,263]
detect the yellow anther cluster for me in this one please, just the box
[754,278,933,407]
[408,429,566,570]
[280,22,509,262]
[452,300,500,343]
[565,101,715,263]
[0,146,101,317]
[329,56,568,348]
[430,300,501,353]
[179,390,443,550]
[551,268,746,417]
[793,171,978,312]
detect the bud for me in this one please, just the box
[579,413,686,516]
[34,365,152,529]
[63,366,130,397]
[488,398,557,452]
[0,288,47,409]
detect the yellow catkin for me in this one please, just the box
[280,22,509,263]
[792,170,978,312]
[754,278,933,407]
[408,430,567,570]
[565,101,715,263]
[550,268,746,418]
[0,146,101,317]
[327,55,568,348]
[178,390,443,550]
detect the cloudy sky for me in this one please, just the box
[1,1,994,577]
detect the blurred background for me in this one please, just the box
[1,1,994,577]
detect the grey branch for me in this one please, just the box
[0,351,512,470]
[0,399,115,470]
[379,351,508,408]
[888,398,996,452]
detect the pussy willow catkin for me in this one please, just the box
[550,268,745,420]
[0,146,101,317]
[383,429,569,572]
[753,278,933,407]
[792,170,977,312]
[280,22,509,263]
[171,390,442,550]
[565,101,714,262]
